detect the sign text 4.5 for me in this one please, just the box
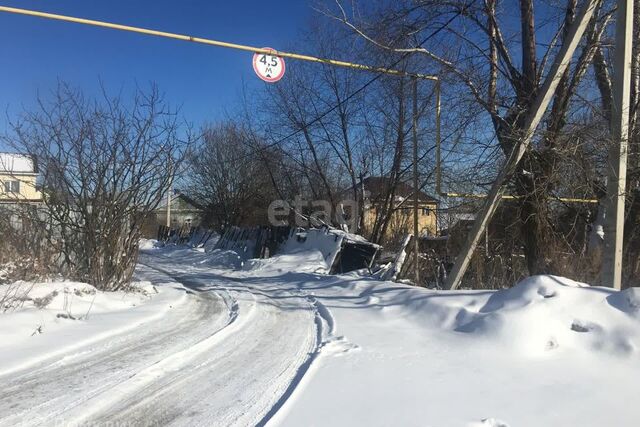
[253,48,285,83]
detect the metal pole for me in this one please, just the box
[434,75,595,205]
[166,162,173,228]
[412,77,420,286]
[435,79,442,235]
[0,5,437,81]
[435,79,442,196]
[444,0,599,290]
[442,192,597,203]
[166,187,172,228]
[602,0,634,289]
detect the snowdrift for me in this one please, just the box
[246,228,379,274]
[144,232,640,361]
[0,278,186,376]
[138,238,160,250]
[331,274,640,358]
[141,244,244,270]
[141,227,379,275]
[276,272,640,426]
[139,233,246,271]
[274,228,346,273]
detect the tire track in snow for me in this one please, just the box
[63,262,255,425]
[261,293,360,426]
[256,294,331,426]
[0,264,233,427]
[82,258,313,426]
[309,294,358,356]
[1,255,326,426]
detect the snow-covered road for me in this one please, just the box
[86,260,317,427]
[0,257,316,426]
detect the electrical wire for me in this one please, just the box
[227,6,467,167]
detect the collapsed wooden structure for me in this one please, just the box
[213,226,380,274]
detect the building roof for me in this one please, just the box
[353,176,438,204]
[156,191,204,211]
[0,153,37,174]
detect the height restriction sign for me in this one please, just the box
[253,48,286,83]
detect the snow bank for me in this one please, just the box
[139,231,219,253]
[138,238,160,250]
[275,229,344,273]
[243,228,356,275]
[277,273,640,426]
[0,279,187,376]
[332,274,640,358]
[141,244,244,271]
[449,276,640,357]
[178,236,640,361]
[144,228,374,275]
[189,249,244,269]
[132,246,640,426]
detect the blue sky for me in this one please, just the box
[0,0,313,131]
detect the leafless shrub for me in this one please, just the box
[2,82,194,291]
[0,282,34,312]
[0,206,57,282]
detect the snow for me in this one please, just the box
[0,277,187,377]
[275,228,345,273]
[138,238,160,250]
[142,241,245,270]
[589,203,606,246]
[0,153,35,173]
[1,239,640,426]
[242,250,640,426]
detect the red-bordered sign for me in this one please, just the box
[252,47,286,83]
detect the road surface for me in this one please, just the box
[0,254,318,426]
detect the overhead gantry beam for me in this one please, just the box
[0,5,437,81]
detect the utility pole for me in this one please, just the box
[412,77,420,286]
[602,0,634,290]
[435,79,442,235]
[166,187,172,228]
[444,0,599,290]
[435,79,442,196]
[166,161,173,228]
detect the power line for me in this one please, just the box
[1,3,465,194]
[0,3,462,171]
[230,8,466,167]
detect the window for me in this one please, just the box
[4,180,20,194]
[422,208,431,216]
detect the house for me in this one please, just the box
[0,153,42,204]
[347,176,439,241]
[141,191,204,237]
[439,202,526,257]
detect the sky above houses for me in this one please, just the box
[0,0,313,133]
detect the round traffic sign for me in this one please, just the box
[252,48,286,83]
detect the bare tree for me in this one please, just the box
[330,0,617,279]
[3,82,190,291]
[186,121,280,230]
[250,16,440,240]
